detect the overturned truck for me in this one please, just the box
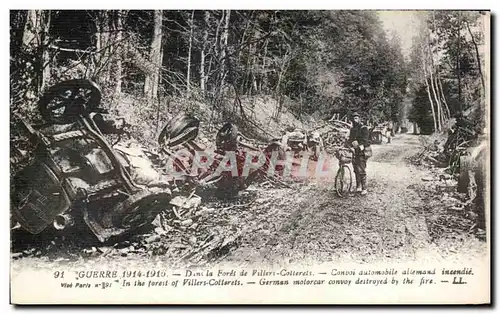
[157,114,289,198]
[11,79,290,244]
[11,79,174,243]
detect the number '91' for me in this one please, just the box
[53,271,65,278]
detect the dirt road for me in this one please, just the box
[11,134,487,269]
[217,133,488,267]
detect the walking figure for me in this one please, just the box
[346,112,372,195]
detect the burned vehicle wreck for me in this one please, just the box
[157,116,291,199]
[11,79,292,246]
[11,79,173,243]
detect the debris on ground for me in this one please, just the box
[11,134,487,267]
[413,162,486,242]
[406,113,487,243]
[409,115,482,176]
[313,120,350,149]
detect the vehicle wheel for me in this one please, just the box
[158,113,200,147]
[38,79,102,124]
[111,188,172,230]
[335,165,352,197]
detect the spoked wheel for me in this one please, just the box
[108,189,169,228]
[158,113,200,148]
[83,188,172,243]
[335,164,352,197]
[38,79,102,124]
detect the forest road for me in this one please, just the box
[10,134,487,270]
[221,133,487,267]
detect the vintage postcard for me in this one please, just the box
[9,9,490,304]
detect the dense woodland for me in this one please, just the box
[407,11,488,135]
[10,10,488,138]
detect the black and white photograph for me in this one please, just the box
[8,8,491,304]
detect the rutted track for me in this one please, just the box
[11,134,487,268]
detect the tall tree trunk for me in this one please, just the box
[238,13,252,63]
[200,11,209,94]
[430,11,448,128]
[242,23,254,95]
[245,20,259,95]
[429,70,442,131]
[426,26,442,131]
[457,12,462,110]
[242,42,252,95]
[220,10,231,89]
[209,12,223,97]
[437,76,451,122]
[40,12,51,93]
[23,10,51,96]
[421,51,437,132]
[186,10,194,97]
[96,11,111,83]
[424,78,438,133]
[260,38,269,92]
[214,10,230,100]
[144,10,163,100]
[274,50,290,120]
[114,10,123,97]
[250,27,259,94]
[465,20,485,92]
[214,11,222,55]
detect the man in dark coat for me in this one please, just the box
[347,112,371,195]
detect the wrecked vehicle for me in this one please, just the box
[11,79,173,243]
[158,117,255,197]
[282,127,308,157]
[306,131,324,161]
[158,117,290,198]
[280,127,324,160]
[369,125,385,144]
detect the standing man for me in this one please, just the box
[386,120,394,143]
[347,112,372,195]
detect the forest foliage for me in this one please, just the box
[407,11,488,135]
[10,10,487,139]
[10,10,409,129]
